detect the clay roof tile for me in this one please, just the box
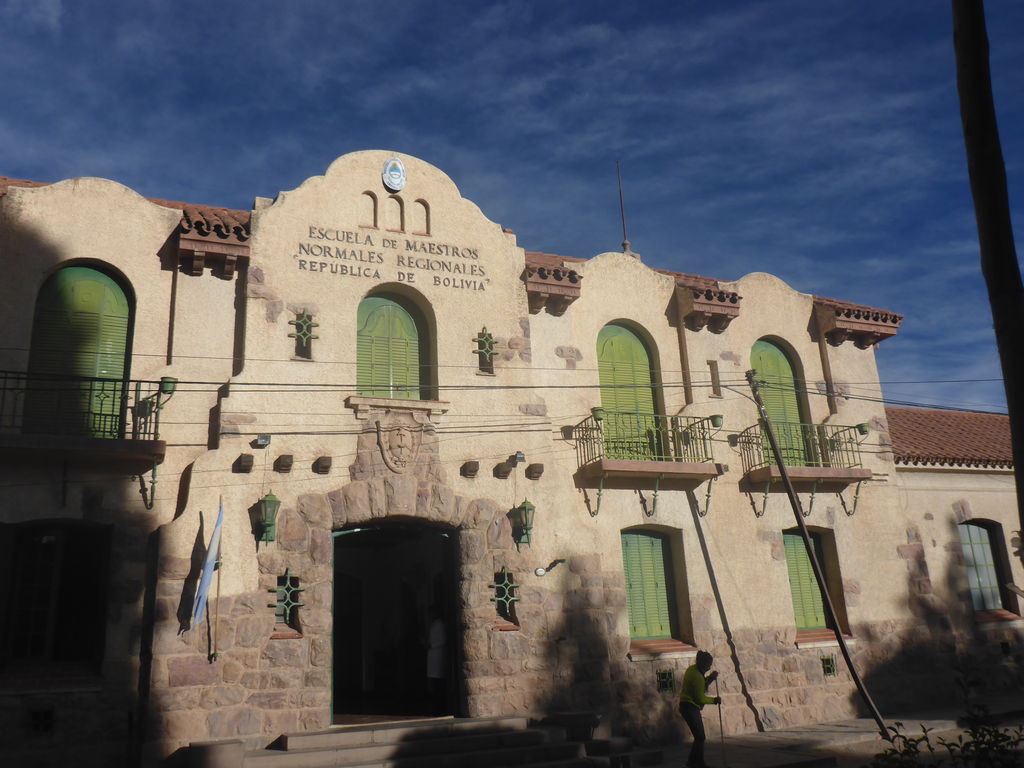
[885,405,1012,468]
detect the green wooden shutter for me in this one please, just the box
[784,532,827,630]
[598,325,659,459]
[959,524,1003,611]
[356,297,422,399]
[621,531,673,640]
[26,267,131,438]
[751,340,805,465]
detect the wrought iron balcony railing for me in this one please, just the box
[0,371,173,442]
[575,410,718,468]
[737,420,866,475]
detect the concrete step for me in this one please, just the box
[584,737,634,755]
[584,748,663,768]
[248,727,553,767]
[279,716,530,751]
[243,717,578,768]
[245,739,584,768]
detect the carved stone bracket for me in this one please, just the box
[344,395,450,423]
[675,283,742,333]
[524,265,582,316]
[814,300,902,348]
[177,232,250,279]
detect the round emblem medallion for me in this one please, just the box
[382,157,406,192]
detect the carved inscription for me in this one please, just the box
[293,226,489,291]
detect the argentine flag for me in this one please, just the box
[193,500,224,624]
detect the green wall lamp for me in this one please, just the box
[259,492,282,542]
[511,498,536,549]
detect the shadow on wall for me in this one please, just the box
[852,518,1024,719]
[684,489,766,734]
[0,214,198,768]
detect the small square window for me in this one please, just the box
[656,669,675,692]
[821,654,837,677]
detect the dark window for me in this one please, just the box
[0,521,111,671]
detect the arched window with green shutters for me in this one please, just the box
[750,339,806,465]
[597,323,659,459]
[620,530,674,640]
[783,532,828,631]
[356,295,426,400]
[26,266,132,438]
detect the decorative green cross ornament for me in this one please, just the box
[268,568,305,628]
[289,310,319,358]
[473,327,497,373]
[488,566,520,621]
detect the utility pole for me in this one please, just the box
[746,371,889,740]
[952,0,1024,537]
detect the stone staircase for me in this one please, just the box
[539,713,664,768]
[233,716,596,768]
[190,714,666,768]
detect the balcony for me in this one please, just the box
[737,420,871,490]
[0,371,171,470]
[573,410,723,490]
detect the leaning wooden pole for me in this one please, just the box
[746,371,889,740]
[952,0,1024,535]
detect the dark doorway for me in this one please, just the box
[332,522,459,720]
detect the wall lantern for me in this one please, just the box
[511,498,536,549]
[159,376,178,395]
[255,433,272,448]
[259,492,282,542]
[856,423,870,436]
[710,414,724,429]
[590,407,605,422]
[512,450,526,465]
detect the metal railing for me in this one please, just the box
[574,410,718,468]
[0,371,170,441]
[737,420,865,474]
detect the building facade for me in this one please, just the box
[0,152,1021,766]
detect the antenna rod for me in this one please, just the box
[616,160,630,253]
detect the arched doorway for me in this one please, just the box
[332,521,459,720]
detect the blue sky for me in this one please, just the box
[2,0,1022,413]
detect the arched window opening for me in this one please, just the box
[750,339,806,465]
[356,295,428,400]
[959,522,1014,613]
[25,266,133,438]
[360,191,379,229]
[412,199,430,236]
[384,195,405,233]
[597,323,660,459]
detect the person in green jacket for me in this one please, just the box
[678,650,720,768]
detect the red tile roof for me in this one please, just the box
[0,176,251,243]
[885,405,1013,468]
